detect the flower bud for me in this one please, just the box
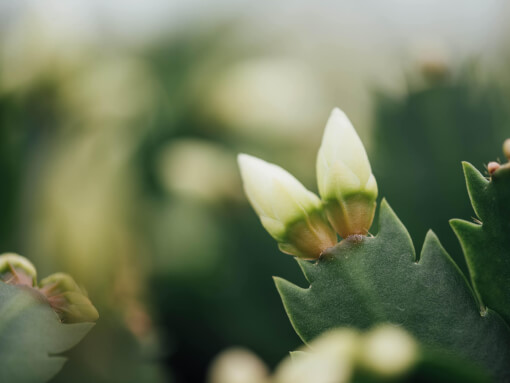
[0,253,37,287]
[39,273,99,323]
[488,161,500,175]
[316,108,378,238]
[238,154,337,259]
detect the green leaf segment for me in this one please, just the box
[451,163,510,325]
[0,283,93,383]
[276,188,510,381]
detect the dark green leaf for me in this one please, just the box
[275,200,510,381]
[451,162,510,326]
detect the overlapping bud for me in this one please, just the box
[238,107,378,258]
[238,154,337,259]
[0,253,98,323]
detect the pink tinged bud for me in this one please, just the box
[0,253,37,287]
[488,161,501,175]
[39,273,99,323]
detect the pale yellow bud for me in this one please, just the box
[238,154,337,259]
[317,108,378,238]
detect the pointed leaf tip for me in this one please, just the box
[376,199,416,260]
[462,162,489,220]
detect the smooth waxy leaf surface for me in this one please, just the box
[451,162,510,325]
[275,200,510,381]
[0,283,94,383]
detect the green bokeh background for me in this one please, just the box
[0,3,509,382]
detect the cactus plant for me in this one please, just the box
[239,108,510,381]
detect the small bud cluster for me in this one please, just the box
[238,108,378,259]
[487,139,510,176]
[0,253,99,323]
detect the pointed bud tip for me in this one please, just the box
[237,152,250,166]
[324,107,352,134]
[318,108,377,238]
[330,106,347,119]
[237,153,271,176]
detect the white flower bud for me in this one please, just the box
[238,154,337,259]
[316,108,378,238]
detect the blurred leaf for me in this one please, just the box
[451,163,510,325]
[0,283,93,383]
[372,74,510,272]
[275,200,510,381]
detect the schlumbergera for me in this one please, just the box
[238,108,510,382]
[0,253,98,383]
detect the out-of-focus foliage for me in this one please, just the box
[0,253,96,383]
[2,3,510,382]
[451,162,510,325]
[0,18,317,382]
[372,64,510,269]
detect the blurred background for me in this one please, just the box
[0,1,509,382]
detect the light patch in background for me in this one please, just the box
[207,348,269,383]
[207,58,326,144]
[150,199,226,277]
[157,139,241,203]
[59,56,157,129]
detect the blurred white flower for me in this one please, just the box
[0,9,90,92]
[25,128,137,296]
[59,56,157,128]
[274,325,418,383]
[157,139,240,203]
[208,58,327,143]
[317,108,378,238]
[503,138,510,161]
[207,348,269,383]
[360,326,418,377]
[238,154,336,259]
[274,329,358,383]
